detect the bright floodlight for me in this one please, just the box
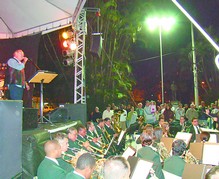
[146,17,175,31]
[215,54,219,69]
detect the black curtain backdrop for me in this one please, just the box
[0,33,42,107]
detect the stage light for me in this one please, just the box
[69,42,77,50]
[62,31,74,39]
[62,50,74,57]
[63,58,74,66]
[63,40,68,48]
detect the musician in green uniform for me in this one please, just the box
[65,153,96,179]
[54,132,74,173]
[163,139,186,177]
[37,140,67,179]
[67,127,81,155]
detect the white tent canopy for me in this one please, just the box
[0,0,86,39]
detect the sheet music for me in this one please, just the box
[117,130,126,145]
[122,147,136,159]
[131,159,153,179]
[202,143,219,165]
[174,132,192,146]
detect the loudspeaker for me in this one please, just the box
[23,108,38,130]
[0,100,23,179]
[64,103,87,125]
[90,34,102,58]
[47,107,68,123]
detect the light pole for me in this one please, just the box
[147,17,175,104]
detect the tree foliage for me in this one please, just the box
[85,0,152,110]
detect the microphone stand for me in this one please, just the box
[28,59,41,70]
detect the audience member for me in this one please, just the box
[90,106,102,123]
[102,105,114,119]
[175,103,185,121]
[163,103,174,123]
[186,103,199,122]
[126,106,138,128]
[144,100,156,125]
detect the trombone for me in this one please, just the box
[87,135,108,149]
[67,147,104,158]
[76,139,105,155]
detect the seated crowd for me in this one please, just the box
[37,100,219,179]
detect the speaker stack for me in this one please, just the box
[0,100,23,179]
[90,33,102,58]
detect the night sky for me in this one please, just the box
[131,0,219,104]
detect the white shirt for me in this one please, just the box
[45,156,59,165]
[102,110,113,119]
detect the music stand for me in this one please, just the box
[29,70,58,124]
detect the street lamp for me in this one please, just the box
[146,17,175,104]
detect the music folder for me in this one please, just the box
[128,156,153,179]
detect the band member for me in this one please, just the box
[67,127,81,155]
[163,139,186,177]
[86,121,104,152]
[95,119,109,144]
[53,133,74,172]
[65,153,96,179]
[76,124,91,151]
[103,156,130,179]
[37,140,67,179]
[137,132,164,179]
[86,121,100,143]
[104,118,119,138]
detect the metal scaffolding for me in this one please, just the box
[73,9,87,104]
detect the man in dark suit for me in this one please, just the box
[37,140,67,179]
[187,117,201,142]
[65,153,96,179]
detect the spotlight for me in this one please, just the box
[63,58,74,66]
[62,31,74,39]
[62,50,74,57]
[69,42,77,50]
[62,40,68,48]
[215,54,219,69]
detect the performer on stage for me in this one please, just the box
[7,49,30,100]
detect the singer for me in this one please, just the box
[7,49,30,100]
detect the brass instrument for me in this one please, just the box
[68,147,104,159]
[76,139,105,156]
[87,135,107,149]
[113,122,121,133]
[61,152,77,167]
